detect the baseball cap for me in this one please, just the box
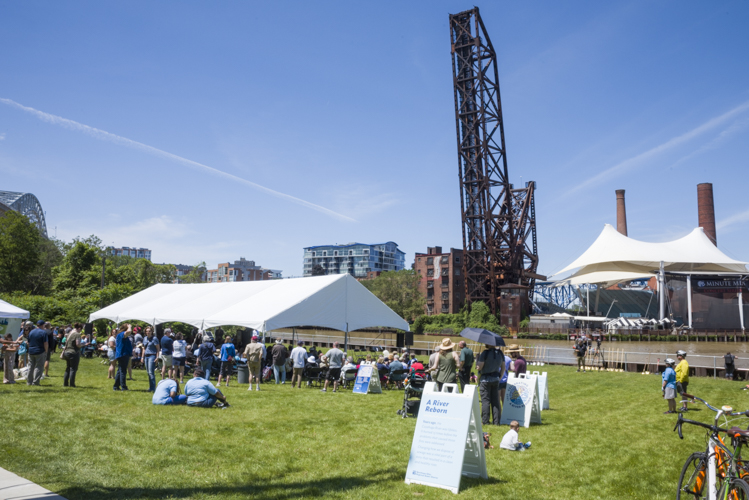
[36,320,45,326]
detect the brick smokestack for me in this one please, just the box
[615,189,628,236]
[697,182,717,246]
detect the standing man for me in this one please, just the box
[675,350,690,412]
[321,342,344,393]
[476,345,505,426]
[725,352,737,380]
[573,339,587,373]
[458,341,474,392]
[113,324,133,391]
[290,341,307,389]
[243,335,264,391]
[426,346,441,381]
[197,334,216,380]
[27,320,48,386]
[160,328,175,380]
[271,339,289,384]
[662,358,677,414]
[143,327,160,392]
[217,335,235,387]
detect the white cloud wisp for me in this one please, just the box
[717,208,749,231]
[0,98,355,222]
[567,99,749,196]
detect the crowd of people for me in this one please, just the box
[1,320,535,423]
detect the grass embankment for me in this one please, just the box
[0,356,744,499]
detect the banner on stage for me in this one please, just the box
[405,383,487,494]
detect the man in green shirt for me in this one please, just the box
[458,341,474,392]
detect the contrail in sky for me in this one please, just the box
[0,98,356,222]
[566,99,749,196]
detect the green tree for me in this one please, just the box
[0,211,41,293]
[52,240,100,292]
[361,269,425,322]
[25,237,64,295]
[311,264,325,276]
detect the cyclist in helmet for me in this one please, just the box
[675,350,690,412]
[662,358,677,414]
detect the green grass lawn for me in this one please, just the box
[1,356,746,499]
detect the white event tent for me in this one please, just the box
[0,298,30,319]
[0,298,29,338]
[552,224,749,324]
[88,274,409,337]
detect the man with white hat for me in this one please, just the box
[243,335,264,391]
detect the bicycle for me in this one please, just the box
[674,394,749,499]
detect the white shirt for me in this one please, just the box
[172,339,187,359]
[499,429,520,450]
[107,336,116,354]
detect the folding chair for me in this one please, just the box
[341,368,358,389]
[387,369,409,390]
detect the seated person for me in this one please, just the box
[340,356,357,381]
[132,343,144,369]
[376,357,388,382]
[389,355,407,384]
[184,368,229,408]
[152,378,187,405]
[305,356,318,368]
[319,355,329,370]
[185,345,197,365]
[499,421,531,451]
[410,358,425,377]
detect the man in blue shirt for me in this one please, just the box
[143,327,160,392]
[217,335,235,388]
[185,368,229,408]
[662,358,677,414]
[113,324,133,391]
[197,335,216,380]
[152,378,187,405]
[160,328,175,381]
[26,320,48,386]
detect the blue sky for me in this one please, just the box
[1,1,748,277]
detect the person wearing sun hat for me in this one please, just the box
[506,344,527,375]
[662,358,677,414]
[434,338,462,390]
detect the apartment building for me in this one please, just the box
[205,258,282,283]
[111,247,152,261]
[302,242,405,278]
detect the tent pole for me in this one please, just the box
[594,287,600,316]
[586,285,590,317]
[739,287,745,331]
[687,275,693,329]
[345,324,349,354]
[658,262,666,321]
[292,327,296,345]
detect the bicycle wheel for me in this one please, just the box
[717,478,749,500]
[678,452,708,500]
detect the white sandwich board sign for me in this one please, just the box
[353,364,382,394]
[532,371,549,410]
[405,383,487,494]
[500,373,542,428]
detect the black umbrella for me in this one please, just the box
[458,328,506,347]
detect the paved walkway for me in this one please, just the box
[0,467,67,500]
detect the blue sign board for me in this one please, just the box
[353,365,373,394]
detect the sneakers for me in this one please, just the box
[321,389,327,392]
[524,441,532,449]
[216,383,221,387]
[247,386,253,391]
[256,386,260,391]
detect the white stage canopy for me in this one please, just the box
[0,298,30,319]
[88,274,409,332]
[553,224,748,286]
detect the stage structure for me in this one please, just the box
[449,8,541,315]
[0,191,48,238]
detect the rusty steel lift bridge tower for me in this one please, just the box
[449,7,541,315]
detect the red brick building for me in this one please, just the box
[413,246,465,315]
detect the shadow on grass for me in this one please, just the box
[58,468,404,500]
[461,475,505,491]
